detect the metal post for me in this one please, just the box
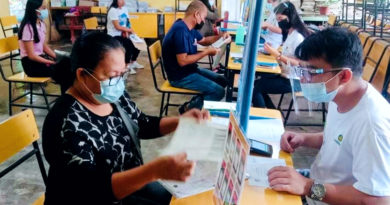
[374,0,378,36]
[235,0,264,133]
[353,0,356,24]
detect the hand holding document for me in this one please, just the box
[160,117,227,162]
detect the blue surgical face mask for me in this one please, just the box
[84,70,125,104]
[265,3,274,12]
[300,72,341,103]
[36,9,49,20]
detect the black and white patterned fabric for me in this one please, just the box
[42,92,162,204]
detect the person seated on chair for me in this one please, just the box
[42,32,208,205]
[259,0,283,52]
[251,2,311,108]
[18,0,57,78]
[162,0,230,113]
[267,27,390,205]
[107,0,143,75]
[197,0,220,37]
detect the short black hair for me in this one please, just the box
[53,32,124,91]
[295,27,363,76]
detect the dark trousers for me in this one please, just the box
[252,74,301,109]
[21,57,54,77]
[123,182,172,205]
[114,36,140,64]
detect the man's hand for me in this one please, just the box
[205,47,220,56]
[181,109,210,122]
[280,131,306,153]
[268,166,314,195]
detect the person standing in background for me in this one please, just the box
[198,0,220,37]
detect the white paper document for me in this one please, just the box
[160,117,228,162]
[247,156,286,187]
[247,118,284,158]
[129,34,143,43]
[211,37,231,48]
[204,101,236,111]
[159,161,220,198]
[247,118,284,143]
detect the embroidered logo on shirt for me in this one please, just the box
[334,134,343,145]
[193,38,198,46]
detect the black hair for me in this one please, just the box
[199,0,214,12]
[18,0,43,43]
[295,27,363,76]
[109,0,119,9]
[274,2,311,41]
[53,32,125,91]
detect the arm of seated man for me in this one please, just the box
[280,131,324,153]
[267,167,390,205]
[176,47,219,67]
[198,33,231,46]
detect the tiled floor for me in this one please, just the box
[0,42,322,204]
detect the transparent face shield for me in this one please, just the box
[284,60,303,116]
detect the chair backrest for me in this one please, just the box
[362,39,389,81]
[147,40,167,92]
[0,36,20,81]
[0,36,19,56]
[358,32,371,50]
[363,36,379,60]
[348,25,361,33]
[0,16,18,37]
[371,46,390,92]
[84,17,99,30]
[341,23,351,28]
[91,6,107,14]
[0,109,47,186]
[327,15,337,26]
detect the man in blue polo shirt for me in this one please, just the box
[162,0,230,113]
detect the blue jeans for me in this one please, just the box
[170,68,227,109]
[252,74,301,108]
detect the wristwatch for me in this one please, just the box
[309,181,326,201]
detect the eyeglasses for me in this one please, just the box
[293,66,345,83]
[84,69,129,86]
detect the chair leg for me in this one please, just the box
[165,93,171,116]
[40,84,50,111]
[209,55,213,70]
[159,93,165,118]
[322,103,326,123]
[33,141,48,186]
[9,82,12,116]
[284,99,294,126]
[277,94,285,110]
[30,83,33,104]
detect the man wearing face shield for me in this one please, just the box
[162,0,230,114]
[267,28,390,204]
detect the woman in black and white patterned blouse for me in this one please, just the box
[42,32,209,205]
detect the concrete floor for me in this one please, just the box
[0,42,322,204]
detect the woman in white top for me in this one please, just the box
[252,2,311,108]
[107,0,143,74]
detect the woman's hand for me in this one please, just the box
[264,43,280,57]
[262,22,271,30]
[154,152,196,181]
[181,109,210,122]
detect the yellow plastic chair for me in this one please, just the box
[83,17,104,31]
[0,36,58,115]
[147,40,199,117]
[90,6,107,29]
[362,39,389,82]
[0,109,47,204]
[369,46,390,93]
[348,25,363,33]
[0,15,18,37]
[327,14,337,26]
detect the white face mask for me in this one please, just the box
[300,72,341,103]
